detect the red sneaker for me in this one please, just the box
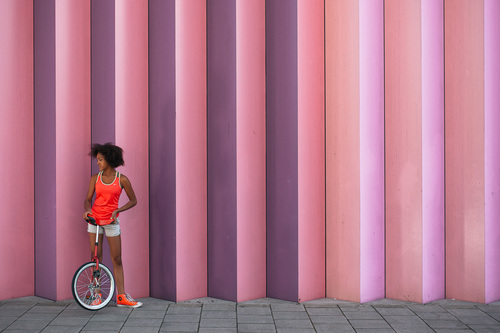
[117,293,142,308]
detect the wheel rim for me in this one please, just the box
[72,262,114,310]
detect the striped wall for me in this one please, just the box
[0,0,499,304]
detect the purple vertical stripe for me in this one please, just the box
[34,0,57,300]
[485,0,500,303]
[207,0,237,301]
[91,0,115,153]
[265,0,299,302]
[149,0,177,301]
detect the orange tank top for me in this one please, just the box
[91,171,123,221]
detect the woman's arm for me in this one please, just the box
[112,174,137,220]
[83,174,98,219]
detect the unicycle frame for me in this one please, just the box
[71,216,116,311]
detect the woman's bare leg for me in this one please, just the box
[107,235,125,295]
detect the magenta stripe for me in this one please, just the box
[207,0,237,301]
[359,0,385,302]
[421,0,445,303]
[149,0,177,301]
[266,0,299,302]
[485,0,500,304]
[34,0,57,301]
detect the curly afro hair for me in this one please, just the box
[90,143,124,168]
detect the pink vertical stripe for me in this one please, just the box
[421,0,445,303]
[325,0,361,302]
[55,0,91,300]
[0,0,34,300]
[359,0,385,302]
[175,0,208,301]
[445,0,485,303]
[385,0,423,303]
[297,0,325,302]
[236,0,266,302]
[115,0,149,298]
[485,0,500,304]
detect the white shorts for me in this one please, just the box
[87,217,121,237]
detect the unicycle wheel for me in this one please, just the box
[71,262,115,311]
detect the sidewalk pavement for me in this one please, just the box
[1,296,499,332]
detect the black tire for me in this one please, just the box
[71,262,115,311]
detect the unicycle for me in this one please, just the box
[71,215,115,310]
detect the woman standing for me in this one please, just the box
[83,143,142,308]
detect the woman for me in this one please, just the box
[83,143,142,308]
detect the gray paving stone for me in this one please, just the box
[274,319,313,329]
[391,327,434,333]
[123,317,163,327]
[383,315,427,326]
[355,329,396,333]
[237,305,271,315]
[28,305,67,314]
[447,308,488,317]
[198,328,237,333]
[276,328,315,333]
[3,296,48,306]
[164,314,200,322]
[120,327,161,333]
[0,307,30,317]
[376,307,415,316]
[272,311,309,320]
[237,314,274,324]
[477,304,500,313]
[467,324,500,332]
[5,319,50,330]
[181,297,234,305]
[433,299,480,308]
[306,306,343,315]
[58,309,95,318]
[18,312,58,321]
[41,326,82,333]
[271,304,305,312]
[433,330,474,333]
[344,310,383,319]
[310,315,350,324]
[407,303,446,313]
[415,311,457,320]
[313,323,355,333]
[424,319,469,329]
[2,329,41,333]
[340,304,378,312]
[238,323,276,332]
[82,320,124,331]
[458,315,500,325]
[93,306,131,315]
[202,303,236,311]
[128,309,166,318]
[365,299,411,306]
[349,319,393,329]
[201,310,236,319]
[0,316,18,329]
[49,316,91,326]
[160,321,199,331]
[88,311,130,322]
[199,318,236,328]
[167,306,202,315]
